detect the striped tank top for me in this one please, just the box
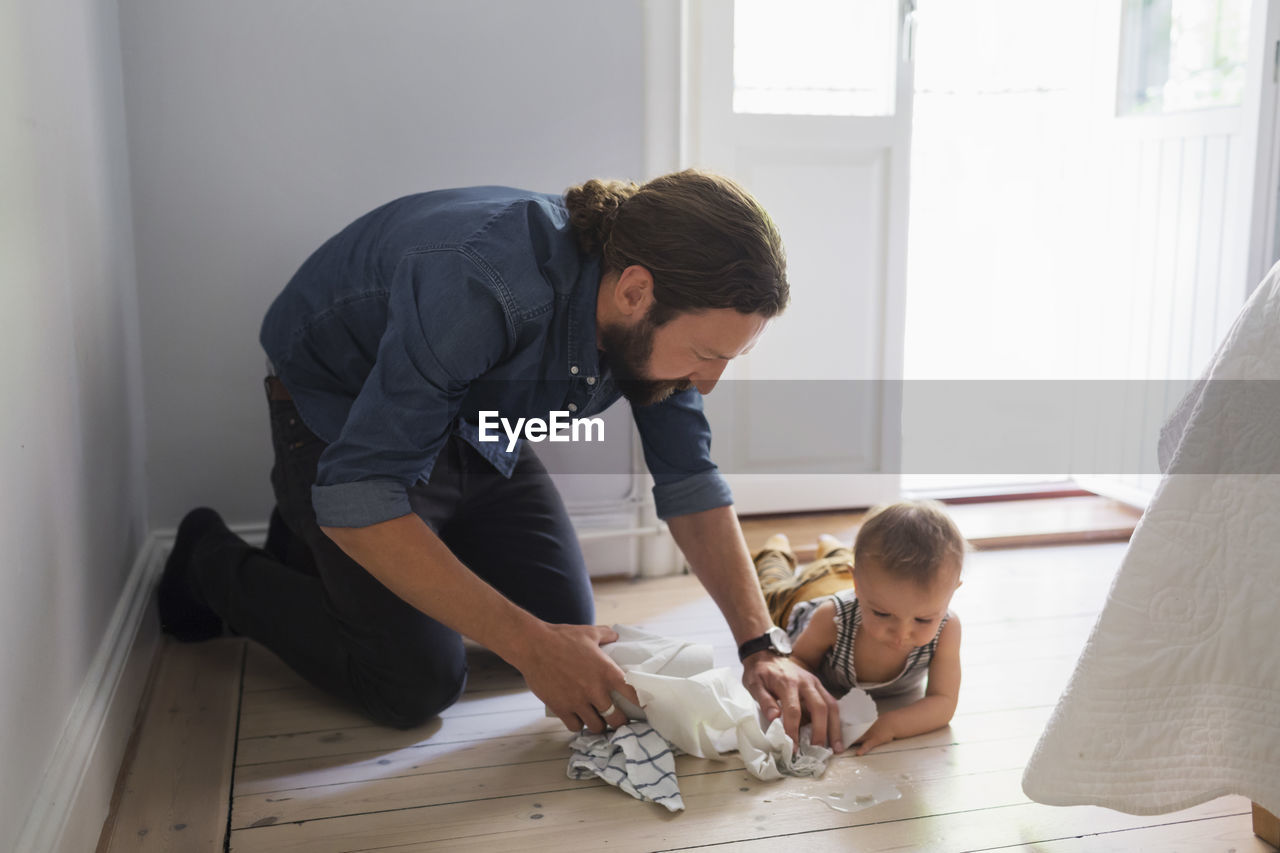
[787,588,951,699]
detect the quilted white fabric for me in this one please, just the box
[1021,261,1280,815]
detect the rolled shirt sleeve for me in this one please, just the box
[311,249,509,527]
[630,387,734,520]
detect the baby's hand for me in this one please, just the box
[852,717,897,755]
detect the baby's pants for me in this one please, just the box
[754,540,855,630]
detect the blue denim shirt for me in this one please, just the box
[260,187,733,527]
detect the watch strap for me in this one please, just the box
[738,629,781,662]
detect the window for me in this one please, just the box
[1117,0,1250,115]
[732,0,899,116]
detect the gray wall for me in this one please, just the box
[3,1,649,845]
[1,0,148,847]
[118,0,649,529]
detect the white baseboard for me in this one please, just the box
[15,532,169,853]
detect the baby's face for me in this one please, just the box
[853,558,961,652]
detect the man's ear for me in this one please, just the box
[613,265,654,318]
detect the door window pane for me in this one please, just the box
[1117,0,1250,115]
[733,0,899,116]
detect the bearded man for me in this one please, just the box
[158,170,844,751]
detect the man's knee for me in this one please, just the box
[541,593,593,627]
[353,653,468,729]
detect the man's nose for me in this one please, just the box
[691,360,728,395]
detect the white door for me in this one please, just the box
[1072,0,1280,508]
[687,0,916,514]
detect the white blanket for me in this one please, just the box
[1021,262,1280,816]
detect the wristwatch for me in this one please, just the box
[737,626,793,662]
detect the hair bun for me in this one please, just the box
[564,178,639,255]
[563,169,790,318]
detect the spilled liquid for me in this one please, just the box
[781,764,903,814]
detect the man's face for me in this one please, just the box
[599,305,769,407]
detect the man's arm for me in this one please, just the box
[322,513,636,733]
[664,505,844,751]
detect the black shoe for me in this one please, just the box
[157,507,227,641]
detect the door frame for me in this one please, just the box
[1244,0,1280,291]
[661,0,916,514]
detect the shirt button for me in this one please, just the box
[586,376,596,386]
[570,365,580,375]
[567,403,579,413]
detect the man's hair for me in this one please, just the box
[564,169,789,325]
[854,500,969,588]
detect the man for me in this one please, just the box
[159,170,844,750]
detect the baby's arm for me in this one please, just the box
[789,599,838,673]
[853,615,962,755]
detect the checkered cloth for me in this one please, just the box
[568,722,685,812]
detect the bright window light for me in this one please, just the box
[733,0,898,116]
[1117,0,1250,115]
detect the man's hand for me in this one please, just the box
[512,622,639,734]
[742,652,844,752]
[662,506,843,752]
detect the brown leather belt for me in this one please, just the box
[265,375,293,401]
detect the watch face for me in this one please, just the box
[769,626,793,655]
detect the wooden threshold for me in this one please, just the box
[740,494,1142,561]
[1256,802,1280,847]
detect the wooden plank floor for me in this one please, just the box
[107,508,1274,851]
[98,638,245,851]
[236,545,1264,850]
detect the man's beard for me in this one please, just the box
[598,312,694,407]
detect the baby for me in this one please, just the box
[754,500,966,755]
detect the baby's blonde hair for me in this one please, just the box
[854,500,969,588]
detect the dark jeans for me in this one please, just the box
[190,380,595,728]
